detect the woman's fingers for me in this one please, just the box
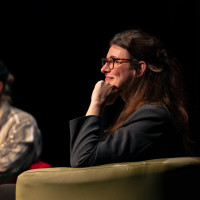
[91,80,120,105]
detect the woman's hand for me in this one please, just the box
[91,80,120,106]
[86,80,120,116]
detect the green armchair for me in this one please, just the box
[16,157,200,200]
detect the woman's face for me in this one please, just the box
[101,45,136,97]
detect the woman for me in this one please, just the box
[69,29,190,167]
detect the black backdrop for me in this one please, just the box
[0,0,198,167]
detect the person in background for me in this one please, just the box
[0,59,43,184]
[70,29,191,167]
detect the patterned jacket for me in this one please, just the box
[0,102,42,182]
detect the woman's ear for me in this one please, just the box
[136,61,147,77]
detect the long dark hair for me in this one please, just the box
[105,29,190,151]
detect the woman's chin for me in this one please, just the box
[106,79,116,86]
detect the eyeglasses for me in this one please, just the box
[101,57,131,70]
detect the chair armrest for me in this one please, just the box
[16,157,200,200]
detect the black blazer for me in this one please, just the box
[69,104,186,167]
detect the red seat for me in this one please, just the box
[0,161,51,185]
[29,161,52,169]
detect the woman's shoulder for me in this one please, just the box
[136,104,168,114]
[124,104,174,126]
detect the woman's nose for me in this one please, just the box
[101,64,110,74]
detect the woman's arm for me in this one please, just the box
[70,105,174,167]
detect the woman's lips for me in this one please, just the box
[105,76,114,81]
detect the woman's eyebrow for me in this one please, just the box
[107,56,118,59]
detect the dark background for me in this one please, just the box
[0,0,198,167]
